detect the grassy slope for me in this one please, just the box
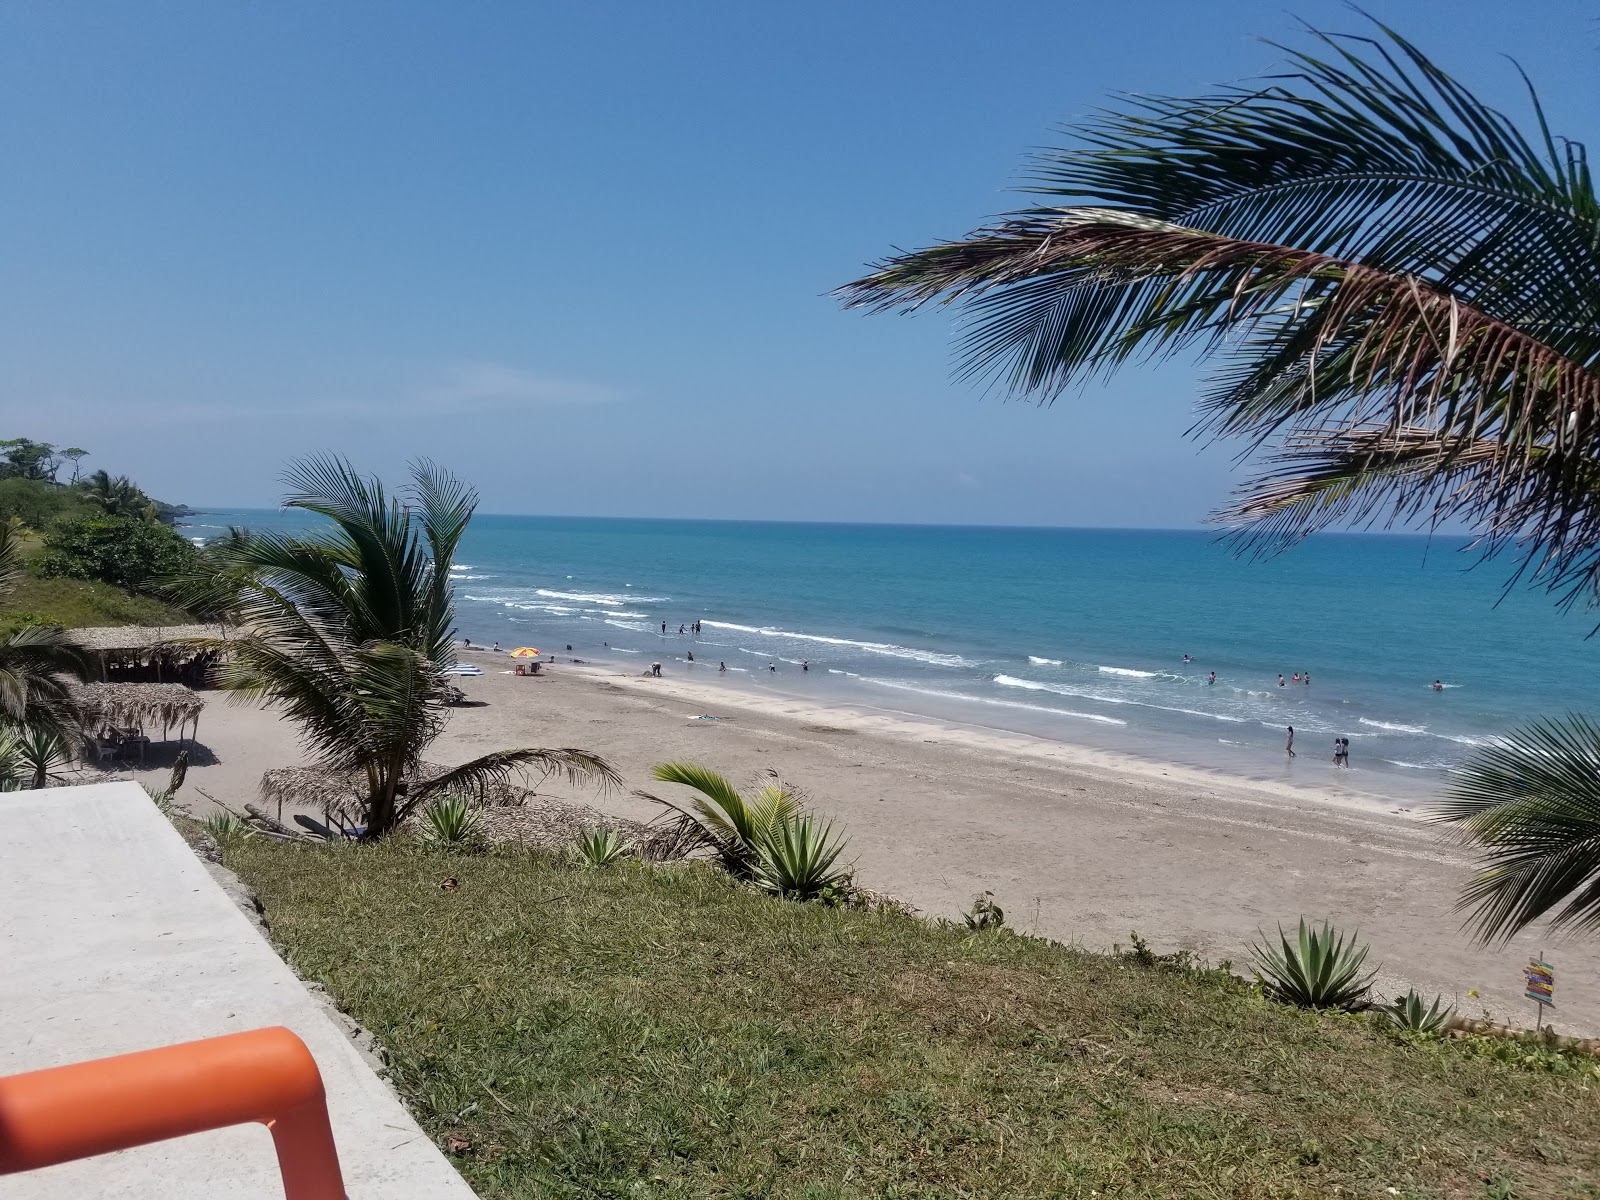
[4,573,192,627]
[225,840,1600,1200]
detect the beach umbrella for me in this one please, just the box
[509,646,540,658]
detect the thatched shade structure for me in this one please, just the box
[71,682,205,741]
[70,624,233,685]
[259,762,529,823]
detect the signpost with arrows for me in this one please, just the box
[1525,955,1555,1032]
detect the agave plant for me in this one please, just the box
[751,814,851,901]
[417,793,484,851]
[643,762,801,878]
[570,827,632,868]
[1250,918,1376,1011]
[0,725,75,790]
[1377,990,1454,1036]
[201,809,256,846]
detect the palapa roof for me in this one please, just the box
[71,624,234,656]
[71,682,205,730]
[259,762,529,814]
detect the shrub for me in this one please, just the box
[33,514,196,592]
[0,477,86,530]
[646,762,800,878]
[201,810,256,845]
[752,814,850,901]
[1376,989,1453,1035]
[417,794,484,851]
[1250,918,1376,1011]
[570,827,632,867]
[964,891,1006,931]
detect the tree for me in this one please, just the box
[0,523,94,744]
[173,456,619,839]
[839,20,1600,940]
[0,439,61,483]
[78,470,154,520]
[60,448,89,485]
[34,514,197,592]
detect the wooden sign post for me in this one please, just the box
[1525,953,1555,1032]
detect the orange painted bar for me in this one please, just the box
[0,1026,345,1199]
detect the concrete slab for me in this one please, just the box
[0,781,477,1198]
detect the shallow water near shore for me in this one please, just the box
[185,510,1600,796]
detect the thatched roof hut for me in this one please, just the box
[259,762,529,822]
[71,624,234,685]
[71,682,205,740]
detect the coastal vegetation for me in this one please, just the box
[173,455,618,839]
[840,21,1600,943]
[222,835,1600,1198]
[0,436,200,627]
[0,522,94,752]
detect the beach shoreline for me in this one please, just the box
[135,649,1600,1037]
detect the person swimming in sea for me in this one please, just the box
[1292,672,1301,684]
[1278,674,1286,687]
[1182,653,1192,663]
[1303,671,1311,686]
[687,651,694,662]
[1432,679,1444,691]
[1207,671,1215,685]
[802,660,809,672]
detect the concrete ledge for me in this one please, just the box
[0,781,477,1198]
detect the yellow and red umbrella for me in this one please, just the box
[509,646,540,658]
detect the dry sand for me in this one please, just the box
[116,651,1600,1037]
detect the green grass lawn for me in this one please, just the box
[3,573,193,627]
[224,839,1600,1199]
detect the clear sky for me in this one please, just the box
[2,2,1595,525]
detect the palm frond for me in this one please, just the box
[1432,715,1600,943]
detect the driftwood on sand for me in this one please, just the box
[71,682,205,741]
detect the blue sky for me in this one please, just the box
[2,1,1595,525]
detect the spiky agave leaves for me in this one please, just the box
[1250,918,1377,1011]
[570,827,633,868]
[752,814,851,901]
[1433,715,1600,943]
[1377,990,1454,1036]
[416,793,485,852]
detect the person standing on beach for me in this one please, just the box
[1286,725,1296,757]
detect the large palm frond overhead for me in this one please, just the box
[839,19,1600,604]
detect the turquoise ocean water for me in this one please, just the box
[183,510,1600,796]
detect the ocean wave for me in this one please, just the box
[449,574,493,580]
[700,620,969,667]
[1028,655,1063,666]
[605,619,651,632]
[536,588,668,606]
[1359,718,1427,734]
[861,677,1126,725]
[994,674,1246,723]
[1098,665,1157,678]
[608,647,641,654]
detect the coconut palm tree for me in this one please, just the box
[176,456,618,839]
[0,522,93,742]
[79,470,153,520]
[839,20,1600,940]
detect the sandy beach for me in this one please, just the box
[123,651,1600,1038]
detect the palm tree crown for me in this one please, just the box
[840,20,1600,606]
[178,456,617,838]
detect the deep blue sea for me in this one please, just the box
[182,510,1600,795]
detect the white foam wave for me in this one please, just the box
[1028,656,1063,666]
[605,619,651,632]
[994,674,1245,723]
[1098,665,1157,678]
[536,588,668,606]
[1359,718,1426,734]
[700,620,969,667]
[608,647,641,654]
[861,677,1126,726]
[449,574,493,580]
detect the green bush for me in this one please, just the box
[569,827,633,867]
[33,514,196,592]
[0,478,88,531]
[417,794,485,851]
[1377,989,1453,1035]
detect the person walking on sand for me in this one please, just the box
[1286,725,1296,757]
[769,663,776,672]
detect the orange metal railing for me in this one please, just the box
[0,1026,346,1199]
